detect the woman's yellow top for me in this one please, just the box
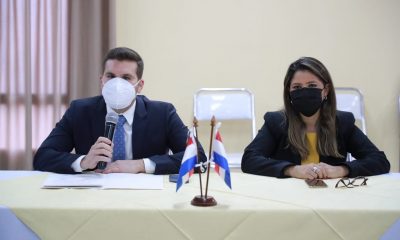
[302,132,320,164]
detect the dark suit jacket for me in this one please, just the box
[241,111,390,178]
[34,95,206,174]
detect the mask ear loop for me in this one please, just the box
[322,84,329,102]
[288,89,293,104]
[133,80,141,88]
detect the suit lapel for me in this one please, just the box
[132,96,148,157]
[91,97,107,143]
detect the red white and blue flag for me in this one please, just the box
[212,124,232,189]
[176,128,198,191]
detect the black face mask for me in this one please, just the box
[290,88,323,117]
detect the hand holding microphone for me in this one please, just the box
[96,112,118,170]
[80,112,118,170]
[80,136,113,170]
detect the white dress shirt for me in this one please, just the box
[71,100,156,173]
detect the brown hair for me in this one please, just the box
[283,57,342,159]
[102,47,144,79]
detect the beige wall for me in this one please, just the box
[116,0,400,171]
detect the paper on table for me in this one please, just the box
[42,173,103,188]
[42,173,164,190]
[104,173,164,189]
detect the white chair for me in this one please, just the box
[335,87,366,162]
[335,87,367,134]
[193,88,256,168]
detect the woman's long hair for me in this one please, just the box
[283,57,343,159]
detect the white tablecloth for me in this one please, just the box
[0,171,399,240]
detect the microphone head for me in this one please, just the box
[105,112,118,124]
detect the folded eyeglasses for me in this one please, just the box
[335,176,368,188]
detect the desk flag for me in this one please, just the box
[176,128,198,191]
[212,123,232,189]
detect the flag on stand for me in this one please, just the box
[176,128,198,191]
[212,124,232,189]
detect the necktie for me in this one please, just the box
[112,115,126,161]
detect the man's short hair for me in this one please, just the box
[102,47,144,79]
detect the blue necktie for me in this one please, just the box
[113,115,126,161]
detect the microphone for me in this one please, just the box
[96,112,118,170]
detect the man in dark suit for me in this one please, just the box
[34,47,205,174]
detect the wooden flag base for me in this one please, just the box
[191,195,217,207]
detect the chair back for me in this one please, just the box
[335,87,366,134]
[193,88,256,167]
[335,87,366,162]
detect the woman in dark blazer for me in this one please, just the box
[241,57,390,179]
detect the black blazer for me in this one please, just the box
[241,111,390,178]
[34,95,206,174]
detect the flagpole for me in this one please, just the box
[204,116,216,199]
[193,117,203,197]
[190,116,217,207]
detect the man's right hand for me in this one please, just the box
[80,137,113,170]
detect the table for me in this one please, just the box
[0,171,399,240]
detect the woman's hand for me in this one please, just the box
[284,164,321,179]
[316,162,349,179]
[284,163,349,179]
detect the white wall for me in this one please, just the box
[116,0,400,171]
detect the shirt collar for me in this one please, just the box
[106,100,136,126]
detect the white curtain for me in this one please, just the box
[0,0,115,169]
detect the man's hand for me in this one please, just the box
[102,160,145,174]
[80,137,113,170]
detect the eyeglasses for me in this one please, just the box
[335,176,368,188]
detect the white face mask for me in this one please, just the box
[102,77,141,110]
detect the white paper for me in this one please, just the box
[103,173,164,189]
[42,173,164,190]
